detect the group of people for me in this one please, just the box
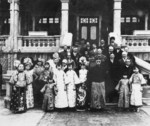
[9,37,146,113]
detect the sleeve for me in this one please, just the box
[115,80,121,91]
[129,74,133,84]
[9,72,17,85]
[73,71,81,85]
[140,74,146,85]
[40,85,46,93]
[63,72,69,85]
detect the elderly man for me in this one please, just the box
[87,55,107,110]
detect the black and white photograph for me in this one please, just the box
[0,0,150,126]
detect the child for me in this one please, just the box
[129,67,146,112]
[115,73,130,111]
[9,63,27,113]
[76,61,88,111]
[54,62,68,110]
[66,62,80,110]
[40,76,56,112]
[24,57,34,109]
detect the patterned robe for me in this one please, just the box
[9,71,27,113]
[129,73,146,106]
[76,69,88,109]
[115,79,130,108]
[54,70,68,108]
[25,69,34,109]
[66,70,80,108]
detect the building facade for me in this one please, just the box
[0,0,150,73]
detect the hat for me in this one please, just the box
[79,56,87,65]
[62,59,67,64]
[14,60,21,68]
[53,52,60,59]
[23,57,33,66]
[37,58,45,63]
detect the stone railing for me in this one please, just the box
[121,35,150,52]
[17,35,60,53]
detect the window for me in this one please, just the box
[89,18,98,23]
[49,18,53,23]
[132,17,137,23]
[121,17,125,23]
[80,18,88,23]
[43,18,47,24]
[38,17,60,24]
[81,26,87,39]
[90,26,96,40]
[54,18,59,23]
[126,17,130,23]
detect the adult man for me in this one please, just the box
[87,55,107,110]
[99,39,107,55]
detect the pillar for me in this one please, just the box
[60,0,69,36]
[145,13,149,30]
[113,0,122,36]
[9,0,20,52]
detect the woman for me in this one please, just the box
[9,63,27,113]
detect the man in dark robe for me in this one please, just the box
[87,55,107,110]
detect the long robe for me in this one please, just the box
[129,73,146,106]
[25,69,34,109]
[87,64,107,109]
[115,79,130,108]
[54,70,68,108]
[9,71,27,113]
[66,70,80,108]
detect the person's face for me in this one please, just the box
[122,54,127,59]
[64,45,67,51]
[92,44,97,49]
[57,65,62,70]
[125,60,131,66]
[37,61,42,66]
[81,65,85,69]
[25,65,31,70]
[97,49,102,55]
[18,64,24,72]
[110,54,115,59]
[54,59,59,64]
[44,63,50,69]
[67,54,71,59]
[96,59,101,65]
[124,47,129,52]
[123,75,127,79]
[133,68,139,73]
[68,65,73,70]
[86,42,90,46]
[111,39,115,44]
[109,47,114,52]
[101,40,105,45]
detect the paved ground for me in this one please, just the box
[1,97,150,126]
[37,108,150,126]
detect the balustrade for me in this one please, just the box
[121,35,150,52]
[17,35,60,53]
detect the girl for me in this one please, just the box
[129,67,146,112]
[24,57,34,109]
[40,76,56,112]
[66,62,80,110]
[9,63,27,113]
[76,62,88,111]
[54,62,68,110]
[115,73,130,111]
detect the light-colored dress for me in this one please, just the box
[54,70,68,108]
[115,79,130,108]
[25,69,34,109]
[129,73,146,106]
[66,70,80,108]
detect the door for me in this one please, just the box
[79,16,99,45]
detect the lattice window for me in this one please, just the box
[121,17,125,23]
[80,18,88,23]
[43,18,47,24]
[54,18,59,23]
[126,17,130,23]
[89,18,98,23]
[49,18,53,23]
[132,17,137,23]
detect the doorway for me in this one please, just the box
[79,16,100,45]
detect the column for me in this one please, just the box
[113,0,122,36]
[145,13,149,30]
[60,0,69,36]
[9,0,20,52]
